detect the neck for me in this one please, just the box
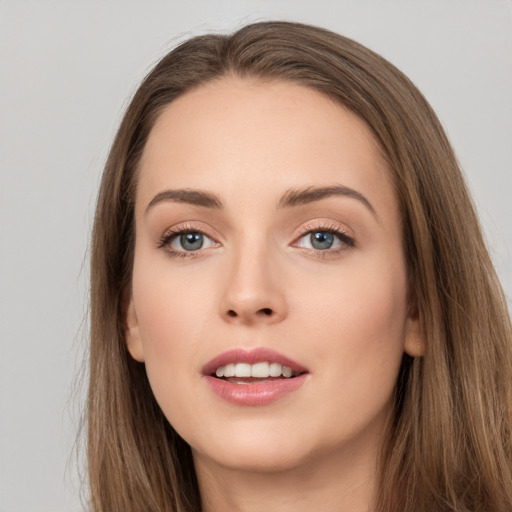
[194,439,382,512]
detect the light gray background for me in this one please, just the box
[1,1,511,511]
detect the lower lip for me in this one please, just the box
[204,374,307,406]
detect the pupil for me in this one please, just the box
[180,233,203,251]
[311,231,334,250]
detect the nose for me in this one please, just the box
[219,245,287,325]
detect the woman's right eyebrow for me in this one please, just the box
[145,189,224,214]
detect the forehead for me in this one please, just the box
[137,77,395,217]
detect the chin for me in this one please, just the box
[195,443,312,474]
[189,420,328,474]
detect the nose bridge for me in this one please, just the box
[220,233,286,324]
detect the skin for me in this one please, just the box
[125,77,422,512]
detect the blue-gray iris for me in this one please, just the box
[181,233,203,251]
[311,232,334,250]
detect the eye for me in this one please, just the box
[159,227,219,257]
[172,232,209,251]
[294,229,354,252]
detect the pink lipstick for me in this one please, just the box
[202,348,308,406]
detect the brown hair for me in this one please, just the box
[88,21,512,511]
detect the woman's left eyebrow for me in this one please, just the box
[278,185,379,221]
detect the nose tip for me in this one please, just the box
[220,253,287,325]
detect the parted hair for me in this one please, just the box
[88,20,512,511]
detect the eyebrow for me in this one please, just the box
[278,185,378,220]
[145,189,223,214]
[145,184,377,220]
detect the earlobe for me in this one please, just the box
[403,298,425,357]
[404,331,425,357]
[124,296,145,362]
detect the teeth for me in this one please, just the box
[251,362,270,378]
[214,361,295,379]
[224,363,235,378]
[269,362,282,377]
[282,366,292,378]
[235,363,251,377]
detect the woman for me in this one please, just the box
[87,21,512,511]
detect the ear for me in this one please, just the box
[124,295,145,362]
[403,298,425,357]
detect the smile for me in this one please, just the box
[215,362,296,379]
[203,348,309,406]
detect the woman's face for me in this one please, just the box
[126,78,420,474]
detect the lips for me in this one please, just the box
[202,347,308,377]
[202,348,309,406]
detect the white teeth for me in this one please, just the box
[214,361,296,379]
[269,362,282,377]
[224,363,235,377]
[235,363,252,377]
[251,362,270,378]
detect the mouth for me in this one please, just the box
[202,348,309,406]
[213,362,304,383]
[203,347,308,381]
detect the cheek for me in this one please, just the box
[336,273,407,353]
[296,255,409,408]
[130,255,215,392]
[305,245,409,345]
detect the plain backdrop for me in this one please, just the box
[1,1,511,511]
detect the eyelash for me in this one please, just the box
[293,223,355,255]
[158,223,218,259]
[158,222,355,259]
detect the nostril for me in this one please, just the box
[225,307,275,320]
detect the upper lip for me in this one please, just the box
[202,348,308,376]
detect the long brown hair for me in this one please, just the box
[88,21,512,511]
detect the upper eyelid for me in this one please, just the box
[297,224,343,235]
[160,222,220,239]
[294,219,353,238]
